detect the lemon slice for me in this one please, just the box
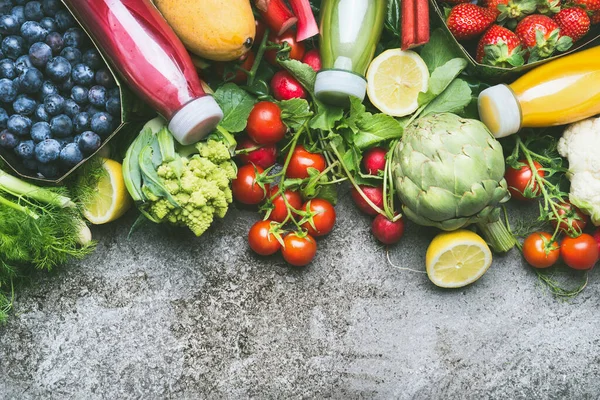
[82,158,133,224]
[426,230,493,288]
[366,49,429,117]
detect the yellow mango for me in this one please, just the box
[154,0,255,61]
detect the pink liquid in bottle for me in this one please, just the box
[63,0,223,145]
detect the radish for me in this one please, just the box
[350,185,384,216]
[236,136,277,169]
[271,70,307,100]
[302,49,322,71]
[362,147,387,175]
[372,214,405,245]
[593,228,600,254]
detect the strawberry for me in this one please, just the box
[446,4,497,40]
[515,14,573,61]
[439,0,471,5]
[483,0,509,14]
[591,10,600,24]
[476,25,526,66]
[574,0,600,11]
[536,0,561,14]
[497,0,538,29]
[553,7,590,42]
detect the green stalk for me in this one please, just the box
[0,170,74,208]
[477,219,516,253]
[0,193,39,219]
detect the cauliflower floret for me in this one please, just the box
[558,117,600,225]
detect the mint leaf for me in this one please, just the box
[213,83,256,133]
[421,79,472,117]
[418,58,468,106]
[420,29,464,73]
[278,98,313,131]
[279,58,317,93]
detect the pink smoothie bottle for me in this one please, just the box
[63,0,223,145]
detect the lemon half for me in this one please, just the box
[366,49,429,117]
[426,230,493,288]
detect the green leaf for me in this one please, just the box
[421,79,472,117]
[279,58,317,93]
[278,98,313,131]
[309,99,344,131]
[384,0,401,39]
[419,29,463,73]
[341,98,403,149]
[213,83,256,133]
[418,58,468,106]
[315,182,338,205]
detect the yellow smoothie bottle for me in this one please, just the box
[478,46,600,138]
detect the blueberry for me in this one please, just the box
[42,0,62,17]
[70,64,93,87]
[94,68,115,88]
[0,0,11,14]
[105,96,120,116]
[15,55,32,74]
[78,130,100,154]
[0,107,7,128]
[73,111,89,133]
[108,87,120,99]
[55,136,72,148]
[29,42,52,68]
[17,67,43,93]
[50,114,72,137]
[44,93,64,115]
[0,59,15,79]
[10,6,25,26]
[0,129,18,148]
[2,35,25,60]
[56,76,72,92]
[37,161,59,177]
[20,21,48,44]
[44,31,63,54]
[40,80,56,97]
[63,27,85,48]
[14,139,34,159]
[0,14,19,35]
[87,85,106,107]
[22,158,38,171]
[63,98,78,117]
[86,105,101,115]
[90,111,113,137]
[55,10,75,31]
[24,1,44,22]
[13,94,36,115]
[7,114,31,136]
[59,46,80,66]
[82,48,101,69]
[34,138,60,163]
[59,142,82,167]
[34,103,48,121]
[30,121,51,142]
[39,17,56,32]
[0,78,17,102]
[70,85,87,104]
[45,56,70,82]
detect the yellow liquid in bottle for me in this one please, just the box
[510,46,600,128]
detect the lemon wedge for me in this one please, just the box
[426,230,493,288]
[366,49,429,117]
[82,158,133,224]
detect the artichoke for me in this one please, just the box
[392,113,515,252]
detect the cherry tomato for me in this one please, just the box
[246,101,287,145]
[522,232,560,269]
[302,49,322,71]
[550,202,589,236]
[282,233,317,267]
[561,234,599,270]
[372,214,405,245]
[248,220,281,256]
[236,136,277,169]
[351,185,384,216]
[232,164,269,205]
[265,31,306,66]
[362,147,387,175]
[271,70,307,100]
[301,198,336,237]
[268,187,302,223]
[286,145,326,179]
[216,51,255,84]
[504,160,544,201]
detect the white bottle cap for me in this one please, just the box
[314,69,367,106]
[478,84,522,139]
[168,95,224,145]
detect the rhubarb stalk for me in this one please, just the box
[256,0,298,36]
[289,0,319,41]
[401,0,430,49]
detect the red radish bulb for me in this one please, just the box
[593,228,600,254]
[302,49,322,71]
[362,147,387,175]
[372,214,405,245]
[271,70,307,100]
[236,136,277,169]
[350,185,384,216]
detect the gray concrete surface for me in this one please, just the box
[1,188,599,399]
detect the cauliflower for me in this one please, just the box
[557,117,600,225]
[123,117,238,236]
